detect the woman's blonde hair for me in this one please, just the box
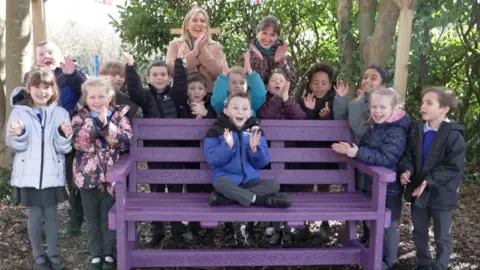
[26,65,59,106]
[181,7,214,44]
[80,76,116,106]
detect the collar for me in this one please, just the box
[424,118,450,132]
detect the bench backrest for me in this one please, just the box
[129,119,355,191]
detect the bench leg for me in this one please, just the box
[339,220,358,247]
[366,219,385,270]
[117,220,133,270]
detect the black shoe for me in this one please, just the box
[281,231,293,247]
[145,233,164,248]
[264,194,292,208]
[414,265,432,270]
[89,258,103,270]
[209,192,235,206]
[102,258,115,270]
[46,255,65,270]
[184,230,201,245]
[33,256,50,270]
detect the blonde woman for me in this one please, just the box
[166,6,226,93]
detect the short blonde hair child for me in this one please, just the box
[99,60,124,77]
[80,76,116,106]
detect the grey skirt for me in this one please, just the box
[15,186,68,207]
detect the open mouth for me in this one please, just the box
[235,117,245,123]
[274,86,282,92]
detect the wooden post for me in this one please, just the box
[393,0,416,100]
[31,0,46,46]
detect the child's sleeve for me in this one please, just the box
[125,64,149,109]
[348,93,370,140]
[5,110,29,152]
[248,134,270,169]
[247,71,267,112]
[197,44,224,80]
[204,129,235,167]
[72,114,96,153]
[64,65,88,96]
[101,114,133,152]
[355,127,407,168]
[425,130,466,193]
[211,74,230,113]
[53,109,72,154]
[283,97,306,120]
[171,58,188,109]
[333,95,349,120]
[399,124,415,175]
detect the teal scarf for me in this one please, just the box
[254,39,276,56]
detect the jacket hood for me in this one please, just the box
[376,109,411,134]
[10,87,27,106]
[214,113,260,131]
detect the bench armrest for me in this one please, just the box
[106,155,135,184]
[348,159,396,183]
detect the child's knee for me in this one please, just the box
[214,177,233,191]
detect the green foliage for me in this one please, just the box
[0,168,13,204]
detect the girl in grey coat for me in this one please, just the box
[6,66,72,270]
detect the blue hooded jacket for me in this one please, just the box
[204,114,270,186]
[357,109,411,196]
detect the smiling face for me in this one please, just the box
[421,91,449,123]
[370,93,394,124]
[229,73,247,95]
[186,11,208,39]
[35,43,62,70]
[188,81,207,103]
[223,96,252,129]
[147,66,171,89]
[85,86,112,114]
[309,71,331,98]
[257,26,279,50]
[362,68,385,92]
[267,72,286,95]
[28,83,54,107]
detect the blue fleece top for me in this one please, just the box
[210,72,267,117]
[422,119,449,168]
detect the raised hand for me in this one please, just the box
[221,53,230,75]
[303,93,316,110]
[281,81,291,102]
[60,121,73,137]
[61,56,75,75]
[9,120,25,136]
[243,50,253,75]
[99,107,108,127]
[177,42,188,59]
[400,170,411,185]
[274,42,288,63]
[331,142,351,155]
[224,129,234,148]
[334,81,349,97]
[249,44,263,60]
[191,102,208,119]
[356,89,365,99]
[412,180,427,197]
[194,31,207,56]
[123,52,135,66]
[249,129,262,153]
[319,101,330,118]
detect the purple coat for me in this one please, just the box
[258,93,306,120]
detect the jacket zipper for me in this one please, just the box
[237,130,247,186]
[39,112,46,189]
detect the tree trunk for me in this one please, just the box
[358,0,376,64]
[31,0,46,46]
[0,0,33,169]
[0,0,6,131]
[365,0,400,69]
[337,0,356,97]
[393,0,416,100]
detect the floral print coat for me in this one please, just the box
[72,104,133,191]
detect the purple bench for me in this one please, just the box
[107,119,395,269]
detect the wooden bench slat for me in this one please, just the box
[134,148,347,163]
[130,248,362,267]
[135,169,349,184]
